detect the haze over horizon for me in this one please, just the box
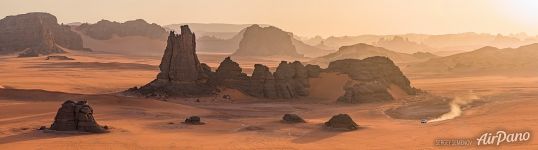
[2,0,538,37]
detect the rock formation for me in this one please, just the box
[129,26,415,103]
[0,12,89,56]
[324,114,359,131]
[273,61,310,98]
[233,25,302,57]
[184,116,204,125]
[133,25,216,97]
[77,19,167,40]
[282,114,306,123]
[49,100,107,133]
[248,64,278,98]
[327,56,417,103]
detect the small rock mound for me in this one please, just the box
[184,116,205,125]
[282,114,306,123]
[324,114,358,131]
[46,55,75,60]
[49,100,108,133]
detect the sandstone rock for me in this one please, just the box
[282,114,306,123]
[0,12,89,56]
[324,114,358,131]
[157,26,204,82]
[305,64,322,78]
[327,56,417,103]
[214,56,249,91]
[273,61,310,98]
[184,116,204,125]
[49,100,107,133]
[215,57,248,81]
[134,25,216,97]
[248,64,277,98]
[233,25,302,57]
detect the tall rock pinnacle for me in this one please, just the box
[157,25,203,82]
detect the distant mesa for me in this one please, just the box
[409,43,538,74]
[76,19,167,40]
[233,25,302,57]
[127,25,417,103]
[310,43,425,67]
[0,12,90,57]
[197,24,329,57]
[374,36,434,54]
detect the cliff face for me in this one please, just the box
[77,19,167,40]
[0,12,88,56]
[233,25,302,57]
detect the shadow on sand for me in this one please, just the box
[0,130,98,144]
[291,124,367,144]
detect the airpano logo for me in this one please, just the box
[476,130,531,146]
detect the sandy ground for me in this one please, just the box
[1,52,538,149]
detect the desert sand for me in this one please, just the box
[1,51,537,149]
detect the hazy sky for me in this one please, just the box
[1,0,538,37]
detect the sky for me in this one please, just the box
[1,0,538,37]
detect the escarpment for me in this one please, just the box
[0,12,90,57]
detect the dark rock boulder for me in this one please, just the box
[49,100,107,133]
[184,116,204,125]
[282,114,306,123]
[324,114,358,131]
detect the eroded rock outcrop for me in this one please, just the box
[327,56,417,103]
[49,100,107,133]
[133,25,216,97]
[128,26,415,102]
[0,12,89,56]
[273,61,310,98]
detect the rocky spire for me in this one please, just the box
[157,25,203,82]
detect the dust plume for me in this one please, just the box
[428,91,480,122]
